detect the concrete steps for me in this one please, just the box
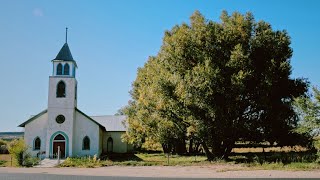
[34,158,65,168]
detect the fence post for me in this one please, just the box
[10,155,12,167]
[57,146,60,165]
[39,150,41,165]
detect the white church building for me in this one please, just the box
[18,35,132,158]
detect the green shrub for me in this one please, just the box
[0,160,6,167]
[24,156,40,167]
[61,155,102,168]
[0,139,8,154]
[7,139,28,166]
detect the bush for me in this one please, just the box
[7,139,28,166]
[24,156,40,167]
[60,155,101,168]
[0,139,8,154]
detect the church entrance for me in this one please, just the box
[52,134,66,158]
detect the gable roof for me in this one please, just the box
[90,115,127,132]
[18,108,126,132]
[75,108,106,131]
[53,43,74,61]
[18,109,48,127]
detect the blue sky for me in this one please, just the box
[0,0,319,132]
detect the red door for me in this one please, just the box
[53,142,65,158]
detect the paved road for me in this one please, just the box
[0,173,211,180]
[0,166,319,178]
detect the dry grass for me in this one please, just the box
[232,146,308,153]
[0,154,16,167]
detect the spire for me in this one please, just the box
[54,43,74,61]
[66,27,68,43]
[53,28,74,61]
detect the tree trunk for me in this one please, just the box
[201,142,214,161]
[162,143,171,153]
[175,139,187,154]
[211,140,234,160]
[189,138,194,154]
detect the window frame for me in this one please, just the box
[57,63,63,75]
[33,137,41,150]
[56,115,65,124]
[82,136,90,150]
[56,81,66,98]
[63,63,70,75]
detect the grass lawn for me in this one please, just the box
[60,153,320,170]
[60,153,213,168]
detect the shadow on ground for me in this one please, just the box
[229,150,318,165]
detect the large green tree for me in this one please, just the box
[124,11,309,159]
[294,87,320,137]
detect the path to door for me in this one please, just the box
[34,159,65,168]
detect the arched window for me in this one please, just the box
[54,134,65,140]
[107,137,113,153]
[56,81,66,97]
[57,63,63,75]
[64,63,70,75]
[34,137,41,150]
[83,136,90,150]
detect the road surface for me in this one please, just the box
[0,166,319,178]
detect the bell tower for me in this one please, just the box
[46,28,78,158]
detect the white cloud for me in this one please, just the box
[33,8,44,17]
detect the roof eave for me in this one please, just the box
[18,109,48,127]
[51,59,78,68]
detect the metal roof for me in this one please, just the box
[75,108,106,131]
[90,115,127,132]
[53,43,74,61]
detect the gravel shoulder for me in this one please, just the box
[0,165,319,178]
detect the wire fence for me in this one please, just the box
[0,154,14,167]
[0,152,49,167]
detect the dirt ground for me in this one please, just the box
[0,165,319,178]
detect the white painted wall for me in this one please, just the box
[24,112,48,157]
[72,111,101,157]
[48,77,77,109]
[46,76,77,158]
[103,132,132,153]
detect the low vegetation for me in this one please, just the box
[6,139,39,167]
[60,149,320,170]
[0,154,16,167]
[60,153,213,168]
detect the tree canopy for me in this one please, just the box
[123,10,309,160]
[294,87,320,137]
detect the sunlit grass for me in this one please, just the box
[60,152,320,170]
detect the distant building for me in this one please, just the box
[18,31,132,158]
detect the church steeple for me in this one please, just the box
[52,28,77,77]
[54,43,74,61]
[53,28,75,61]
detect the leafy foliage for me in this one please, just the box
[294,87,320,137]
[124,10,309,159]
[0,139,8,154]
[7,139,28,166]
